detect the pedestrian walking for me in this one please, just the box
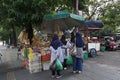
[0,51,2,63]
[17,46,22,60]
[49,34,63,79]
[60,34,71,70]
[72,32,85,74]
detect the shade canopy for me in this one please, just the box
[41,11,85,33]
[44,11,84,21]
[84,20,104,28]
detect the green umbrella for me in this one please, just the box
[53,11,84,21]
[41,11,84,33]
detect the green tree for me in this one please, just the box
[100,1,120,33]
[0,0,86,45]
[83,0,114,20]
[81,0,120,35]
[0,27,11,43]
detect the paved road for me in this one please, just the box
[0,45,120,80]
[0,46,22,80]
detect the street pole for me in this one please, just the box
[76,0,78,12]
[75,0,78,14]
[74,0,79,31]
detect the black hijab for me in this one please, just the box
[61,35,67,45]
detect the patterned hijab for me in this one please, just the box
[61,35,67,45]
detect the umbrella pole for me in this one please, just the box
[54,25,63,39]
[98,30,100,41]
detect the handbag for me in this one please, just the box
[70,45,76,56]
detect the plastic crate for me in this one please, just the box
[41,54,51,62]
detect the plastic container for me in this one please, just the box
[100,46,106,51]
[7,45,10,48]
[84,52,88,60]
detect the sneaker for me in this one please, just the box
[64,67,67,70]
[51,75,55,78]
[73,71,77,74]
[77,71,82,74]
[56,75,62,79]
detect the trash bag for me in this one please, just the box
[49,60,57,70]
[56,59,63,70]
[66,55,73,65]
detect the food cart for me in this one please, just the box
[80,20,104,57]
[80,27,102,57]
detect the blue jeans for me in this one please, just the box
[73,57,83,71]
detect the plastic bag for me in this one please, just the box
[66,55,73,65]
[49,60,57,70]
[56,59,63,70]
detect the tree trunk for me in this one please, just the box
[26,23,33,45]
[9,34,12,45]
[12,26,17,46]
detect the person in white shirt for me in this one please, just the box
[60,34,71,70]
[50,34,63,79]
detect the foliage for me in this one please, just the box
[83,0,113,20]
[0,0,87,45]
[100,1,120,33]
[100,29,113,36]
[82,0,120,34]
[0,0,86,27]
[0,27,11,40]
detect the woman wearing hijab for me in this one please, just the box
[50,34,63,78]
[72,32,85,74]
[61,34,71,70]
